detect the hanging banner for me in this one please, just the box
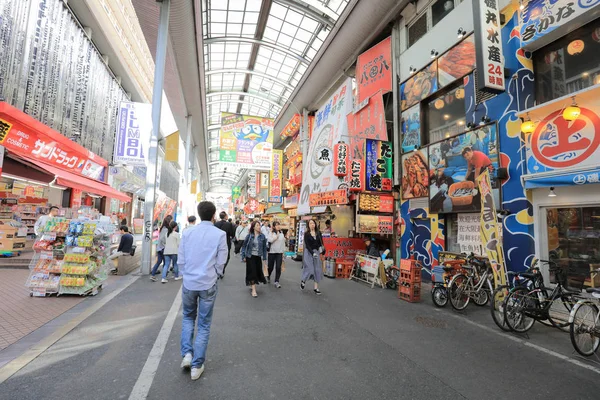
[0,145,4,177]
[356,36,392,104]
[269,149,283,203]
[348,159,365,192]
[165,131,179,162]
[333,143,349,176]
[190,180,198,194]
[219,113,274,170]
[346,91,388,160]
[196,192,202,202]
[473,0,505,92]
[309,189,348,207]
[114,101,152,166]
[365,139,393,192]
[259,172,270,189]
[283,194,299,209]
[232,186,241,201]
[244,198,260,214]
[298,78,354,215]
[280,114,301,139]
[247,171,257,197]
[477,169,506,287]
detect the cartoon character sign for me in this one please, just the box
[234,118,270,142]
[219,113,274,169]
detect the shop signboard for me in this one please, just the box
[309,189,348,207]
[219,113,274,170]
[259,172,270,189]
[323,238,366,261]
[0,145,4,176]
[133,218,144,234]
[232,186,241,201]
[333,143,349,177]
[356,253,380,275]
[477,169,506,287]
[356,36,392,103]
[347,91,388,160]
[283,194,299,209]
[244,198,260,214]
[114,102,152,167]
[437,35,477,87]
[525,93,600,175]
[288,208,298,217]
[296,220,307,253]
[358,193,394,213]
[70,188,83,209]
[401,150,429,199]
[473,0,505,92]
[269,150,283,203]
[357,215,393,234]
[520,0,593,46]
[457,213,482,255]
[401,104,421,153]
[247,172,257,197]
[348,159,365,192]
[365,139,392,192]
[428,124,500,213]
[0,103,108,181]
[280,114,301,139]
[298,78,353,215]
[400,62,438,111]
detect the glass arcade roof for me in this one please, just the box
[202,0,350,190]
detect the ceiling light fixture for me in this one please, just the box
[548,187,557,197]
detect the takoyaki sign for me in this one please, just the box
[219,113,274,170]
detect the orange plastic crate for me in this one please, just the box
[335,260,353,279]
[397,283,421,302]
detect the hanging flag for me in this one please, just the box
[477,169,506,288]
[232,186,241,201]
[355,37,392,103]
[269,149,283,203]
[190,179,198,194]
[196,192,202,202]
[219,113,274,170]
[165,131,179,162]
[114,101,152,166]
[365,139,393,192]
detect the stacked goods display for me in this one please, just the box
[398,259,422,303]
[25,218,114,297]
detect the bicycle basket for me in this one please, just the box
[550,263,586,291]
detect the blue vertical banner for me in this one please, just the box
[114,102,152,166]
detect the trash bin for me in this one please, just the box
[324,258,336,278]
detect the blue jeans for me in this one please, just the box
[163,254,179,279]
[181,284,218,368]
[151,250,164,276]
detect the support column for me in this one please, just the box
[184,115,193,186]
[140,0,170,275]
[301,108,309,160]
[392,22,401,187]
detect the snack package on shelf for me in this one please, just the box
[61,264,91,275]
[76,236,93,247]
[27,272,60,291]
[59,275,86,287]
[64,253,91,263]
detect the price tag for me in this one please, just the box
[40,251,53,260]
[32,288,46,297]
[72,247,86,253]
[42,233,57,241]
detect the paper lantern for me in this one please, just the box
[563,105,581,121]
[455,88,464,99]
[567,40,584,55]
[333,142,349,177]
[434,99,445,109]
[521,120,535,134]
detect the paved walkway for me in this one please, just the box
[1,256,600,399]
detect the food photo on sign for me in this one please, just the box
[437,35,476,87]
[401,104,421,152]
[401,150,429,199]
[428,124,500,213]
[400,62,438,111]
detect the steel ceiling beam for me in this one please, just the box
[206,69,294,90]
[274,0,335,28]
[205,37,310,64]
[207,100,276,116]
[207,91,284,108]
[209,176,237,182]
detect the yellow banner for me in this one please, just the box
[165,131,179,162]
[190,179,198,194]
[476,169,506,288]
[196,192,202,202]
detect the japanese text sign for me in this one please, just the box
[269,150,283,203]
[359,193,394,213]
[521,0,584,45]
[247,172,257,198]
[114,101,152,167]
[365,139,393,192]
[346,91,388,160]
[357,215,393,234]
[309,189,348,207]
[284,194,299,209]
[457,213,482,255]
[333,143,349,177]
[280,114,301,139]
[356,36,392,104]
[244,198,260,214]
[232,186,241,201]
[323,238,366,261]
[220,113,274,170]
[473,0,505,92]
[0,102,107,181]
[348,159,365,192]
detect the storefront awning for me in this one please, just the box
[523,167,600,189]
[14,155,130,202]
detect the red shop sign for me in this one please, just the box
[355,37,392,104]
[323,237,366,261]
[0,102,108,181]
[346,91,388,160]
[333,142,349,177]
[280,114,301,139]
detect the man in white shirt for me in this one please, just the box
[178,201,228,381]
[34,206,59,236]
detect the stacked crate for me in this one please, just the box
[398,259,421,302]
[335,260,353,279]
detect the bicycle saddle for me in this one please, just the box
[585,287,600,294]
[442,266,455,272]
[519,272,537,280]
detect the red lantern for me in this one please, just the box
[333,142,349,177]
[348,159,364,192]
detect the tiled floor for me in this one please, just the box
[0,269,85,351]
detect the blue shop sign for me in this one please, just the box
[524,167,600,188]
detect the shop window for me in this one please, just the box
[534,20,600,105]
[408,14,427,47]
[431,0,454,27]
[425,83,466,144]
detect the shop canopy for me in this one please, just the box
[14,155,130,202]
[523,167,600,188]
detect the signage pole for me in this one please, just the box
[141,0,170,275]
[391,24,401,187]
[184,115,192,186]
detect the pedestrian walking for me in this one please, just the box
[214,212,235,275]
[184,215,197,231]
[162,220,181,283]
[150,215,173,281]
[301,219,325,295]
[234,220,249,255]
[179,201,228,381]
[267,221,285,288]
[241,220,267,298]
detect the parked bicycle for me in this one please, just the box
[448,253,494,311]
[431,258,466,308]
[384,264,401,290]
[569,268,600,356]
[503,260,582,333]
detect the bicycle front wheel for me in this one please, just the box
[490,285,510,332]
[548,294,577,331]
[449,274,470,311]
[504,287,536,333]
[473,279,492,306]
[431,285,448,308]
[570,301,600,357]
[386,267,400,290]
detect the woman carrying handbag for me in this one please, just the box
[241,220,268,298]
[301,219,325,295]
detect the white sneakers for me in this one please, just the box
[191,365,205,381]
[174,276,182,281]
[161,278,168,283]
[181,353,192,369]
[181,353,205,381]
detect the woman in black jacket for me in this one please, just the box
[301,219,325,295]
